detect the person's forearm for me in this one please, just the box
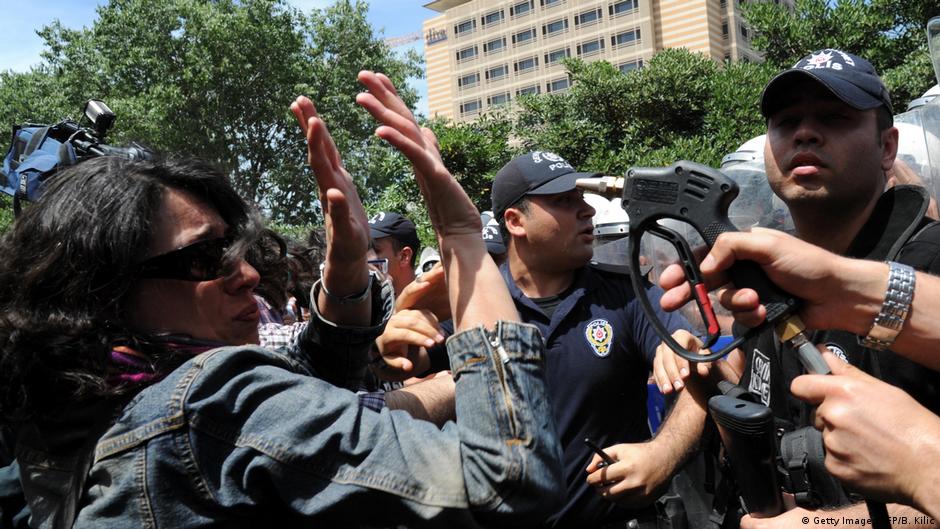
[384,376,456,427]
[317,257,372,326]
[651,385,708,467]
[893,271,940,371]
[829,259,940,372]
[439,233,518,332]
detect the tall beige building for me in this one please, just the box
[422,0,790,121]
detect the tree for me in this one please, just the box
[744,0,940,109]
[511,49,774,174]
[368,110,516,247]
[0,0,421,225]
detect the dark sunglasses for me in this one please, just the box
[137,235,237,282]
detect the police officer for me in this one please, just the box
[490,152,703,529]
[657,48,940,529]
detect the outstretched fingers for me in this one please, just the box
[358,71,417,123]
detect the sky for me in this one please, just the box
[0,0,436,115]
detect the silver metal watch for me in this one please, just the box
[858,261,915,351]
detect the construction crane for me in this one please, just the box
[384,31,422,48]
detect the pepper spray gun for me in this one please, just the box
[576,161,829,374]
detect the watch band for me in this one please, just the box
[858,261,915,351]
[319,271,375,305]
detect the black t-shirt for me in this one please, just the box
[739,211,940,425]
[529,282,576,320]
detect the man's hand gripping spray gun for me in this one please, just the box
[578,161,829,373]
[577,161,830,518]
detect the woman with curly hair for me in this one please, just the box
[0,72,562,528]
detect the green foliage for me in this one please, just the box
[265,221,319,243]
[429,110,515,210]
[744,0,940,109]
[0,195,12,234]
[511,49,773,175]
[0,0,421,225]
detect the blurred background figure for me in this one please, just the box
[368,211,420,295]
[480,210,507,266]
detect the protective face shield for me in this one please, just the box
[893,99,940,210]
[586,192,641,274]
[587,194,630,246]
[906,84,940,111]
[415,246,441,278]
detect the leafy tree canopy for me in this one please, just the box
[0,0,421,225]
[744,0,940,108]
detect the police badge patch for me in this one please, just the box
[585,319,614,357]
[824,343,849,363]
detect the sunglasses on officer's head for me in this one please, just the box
[137,235,237,282]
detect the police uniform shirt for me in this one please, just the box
[502,262,688,528]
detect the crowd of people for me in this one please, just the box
[0,47,939,529]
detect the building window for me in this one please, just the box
[511,0,534,18]
[485,64,509,82]
[517,84,541,96]
[720,0,727,6]
[740,24,749,39]
[722,22,728,39]
[460,99,482,116]
[547,77,570,93]
[541,0,564,7]
[488,92,511,106]
[458,72,480,88]
[611,28,641,47]
[575,8,602,27]
[456,45,479,62]
[482,9,505,27]
[454,18,476,37]
[618,59,643,73]
[610,0,639,16]
[542,18,569,36]
[514,56,539,73]
[544,47,571,65]
[512,27,537,46]
[484,37,507,54]
[577,38,605,57]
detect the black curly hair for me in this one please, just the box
[0,157,261,422]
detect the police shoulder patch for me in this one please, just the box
[585,318,614,357]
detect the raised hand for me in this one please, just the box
[355,71,481,240]
[289,96,370,299]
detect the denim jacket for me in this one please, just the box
[16,279,562,528]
